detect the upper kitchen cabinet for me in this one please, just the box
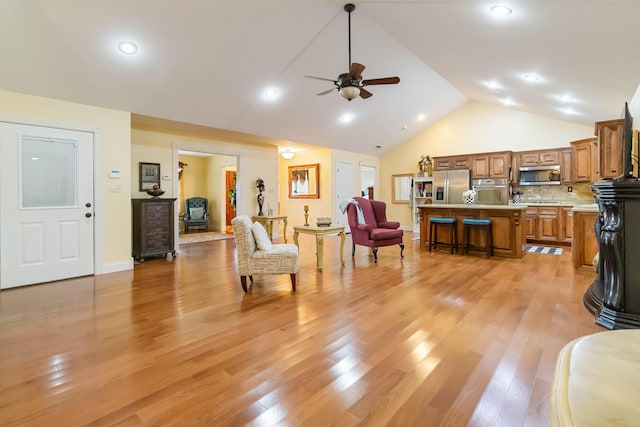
[511,153,521,185]
[471,151,511,180]
[433,155,471,171]
[595,119,624,180]
[560,149,573,184]
[571,138,597,182]
[520,149,559,167]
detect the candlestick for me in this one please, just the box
[303,205,309,226]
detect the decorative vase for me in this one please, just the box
[425,163,433,177]
[257,192,264,216]
[513,193,521,204]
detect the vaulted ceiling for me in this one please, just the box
[1,1,637,156]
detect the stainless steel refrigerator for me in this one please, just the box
[432,170,471,204]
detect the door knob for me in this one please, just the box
[85,213,92,218]
[86,202,92,208]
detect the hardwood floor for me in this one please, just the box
[0,233,602,426]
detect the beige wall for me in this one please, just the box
[0,89,132,272]
[381,100,594,227]
[206,154,236,231]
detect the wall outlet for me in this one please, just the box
[568,186,573,192]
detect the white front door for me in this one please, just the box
[335,161,355,232]
[0,122,94,289]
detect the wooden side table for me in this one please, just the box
[251,215,288,243]
[293,224,345,271]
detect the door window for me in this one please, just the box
[19,136,78,208]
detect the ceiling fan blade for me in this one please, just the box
[317,88,337,96]
[359,88,373,99]
[305,75,337,83]
[349,62,366,80]
[362,76,400,86]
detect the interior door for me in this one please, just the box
[335,161,355,231]
[225,170,236,228]
[0,122,94,289]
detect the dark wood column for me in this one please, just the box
[584,179,640,329]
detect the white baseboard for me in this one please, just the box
[99,259,134,275]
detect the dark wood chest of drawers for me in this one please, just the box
[132,198,176,262]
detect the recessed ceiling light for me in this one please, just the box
[485,80,503,91]
[340,113,354,123]
[401,125,408,130]
[264,88,278,98]
[417,114,427,122]
[375,145,382,149]
[502,98,515,106]
[561,107,577,115]
[490,5,513,16]
[522,73,541,82]
[117,41,138,55]
[557,94,574,103]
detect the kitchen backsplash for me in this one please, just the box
[513,182,595,204]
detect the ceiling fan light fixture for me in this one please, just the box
[339,85,360,101]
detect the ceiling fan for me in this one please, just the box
[305,3,400,101]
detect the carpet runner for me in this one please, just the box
[179,232,234,245]
[524,245,563,255]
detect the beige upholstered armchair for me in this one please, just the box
[231,215,299,292]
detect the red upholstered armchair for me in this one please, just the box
[346,196,404,263]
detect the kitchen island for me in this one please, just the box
[417,204,527,258]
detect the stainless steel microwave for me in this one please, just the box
[519,165,561,185]
[472,179,509,205]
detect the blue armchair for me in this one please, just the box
[183,197,209,233]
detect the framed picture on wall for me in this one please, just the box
[139,162,161,191]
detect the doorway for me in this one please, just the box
[177,150,237,236]
[335,161,355,230]
[360,164,376,199]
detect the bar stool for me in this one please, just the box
[429,217,457,254]
[462,218,493,258]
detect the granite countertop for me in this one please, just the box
[416,203,527,210]
[571,204,599,212]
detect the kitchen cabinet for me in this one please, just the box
[511,153,521,185]
[560,149,573,184]
[471,151,511,179]
[559,207,573,243]
[132,198,177,262]
[572,210,598,269]
[525,205,570,242]
[520,150,559,167]
[571,138,597,182]
[595,119,624,180]
[412,177,433,235]
[524,208,537,240]
[433,155,471,171]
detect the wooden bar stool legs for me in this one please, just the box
[462,219,493,258]
[428,218,457,254]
